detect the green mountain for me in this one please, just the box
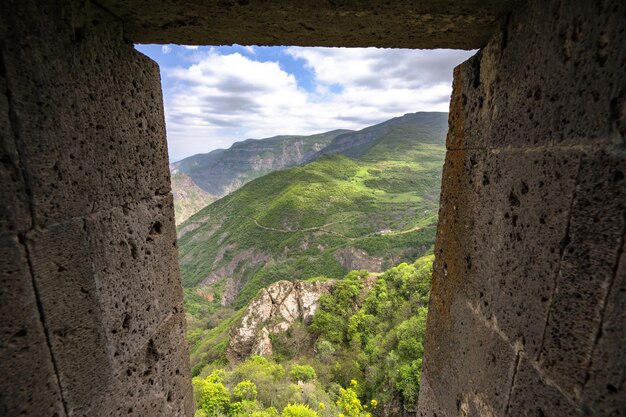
[182,112,447,417]
[189,255,434,417]
[170,131,349,223]
[177,112,447,311]
[312,112,448,160]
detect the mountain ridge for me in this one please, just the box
[177,112,448,313]
[170,112,448,224]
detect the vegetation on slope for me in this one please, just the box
[189,255,433,417]
[180,112,447,416]
[177,113,446,313]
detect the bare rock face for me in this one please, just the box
[227,279,335,362]
[334,246,386,272]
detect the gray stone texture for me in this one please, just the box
[95,0,521,49]
[1,0,624,415]
[0,235,65,416]
[419,0,626,416]
[0,0,191,415]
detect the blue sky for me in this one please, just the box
[135,44,475,162]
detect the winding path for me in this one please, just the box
[243,214,435,241]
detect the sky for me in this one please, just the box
[134,44,475,162]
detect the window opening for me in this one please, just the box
[135,44,473,416]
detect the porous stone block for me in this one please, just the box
[433,147,580,359]
[581,249,626,416]
[507,356,582,417]
[0,0,169,227]
[0,234,65,416]
[421,298,517,417]
[26,218,112,415]
[95,0,518,49]
[0,67,30,235]
[538,150,626,397]
[472,148,581,358]
[415,367,448,417]
[84,312,194,417]
[448,0,625,151]
[1,0,191,415]
[84,194,183,373]
[421,2,624,415]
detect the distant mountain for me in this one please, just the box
[170,172,214,224]
[311,112,448,160]
[170,131,349,223]
[170,112,449,224]
[177,112,447,312]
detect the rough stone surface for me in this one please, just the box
[95,0,521,49]
[1,0,624,415]
[227,280,335,362]
[506,356,582,417]
[418,0,626,416]
[1,0,170,228]
[26,218,113,414]
[0,0,191,415]
[581,249,626,416]
[0,235,65,416]
[0,70,30,235]
[84,194,181,375]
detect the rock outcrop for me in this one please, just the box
[334,246,386,272]
[226,279,335,362]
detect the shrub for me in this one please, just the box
[289,365,317,382]
[282,403,319,417]
[233,380,257,401]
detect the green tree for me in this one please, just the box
[281,403,319,417]
[196,380,230,416]
[233,380,258,401]
[289,365,317,382]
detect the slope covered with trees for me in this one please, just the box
[177,112,446,311]
[179,112,447,416]
[170,131,349,223]
[190,255,434,417]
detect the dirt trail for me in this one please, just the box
[245,215,435,240]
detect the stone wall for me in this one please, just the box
[1,0,624,415]
[0,1,192,415]
[418,1,625,416]
[95,0,520,49]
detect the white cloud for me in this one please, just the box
[183,45,199,50]
[161,45,172,54]
[161,47,475,161]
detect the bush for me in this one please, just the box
[282,403,319,417]
[196,381,230,415]
[233,380,257,401]
[289,365,317,382]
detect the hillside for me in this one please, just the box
[170,130,350,223]
[313,112,448,161]
[171,172,215,224]
[188,255,434,417]
[170,112,448,225]
[181,112,447,417]
[177,113,446,311]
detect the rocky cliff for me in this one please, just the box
[171,172,214,224]
[226,279,335,362]
[171,130,348,198]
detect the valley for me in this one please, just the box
[174,112,447,417]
